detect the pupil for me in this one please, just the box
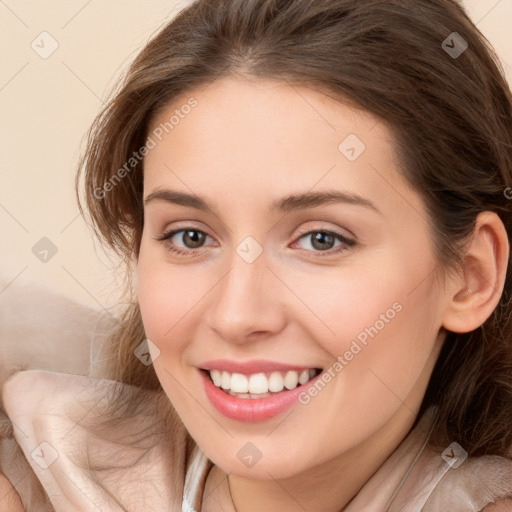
[185,230,204,248]
[312,232,334,250]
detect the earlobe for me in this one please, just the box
[442,212,509,334]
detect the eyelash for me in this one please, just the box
[154,227,356,258]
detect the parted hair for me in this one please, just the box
[77,0,512,462]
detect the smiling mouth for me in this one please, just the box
[203,368,323,399]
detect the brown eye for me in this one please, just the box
[155,228,213,255]
[309,232,336,251]
[178,230,207,249]
[296,230,355,253]
[294,230,356,258]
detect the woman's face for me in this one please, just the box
[137,77,447,479]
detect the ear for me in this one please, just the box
[442,211,509,334]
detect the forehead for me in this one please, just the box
[146,76,383,156]
[143,77,422,218]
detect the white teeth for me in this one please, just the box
[221,371,231,390]
[284,370,299,390]
[208,368,318,396]
[268,372,284,392]
[299,369,310,385]
[248,373,267,394]
[231,373,249,393]
[210,370,221,387]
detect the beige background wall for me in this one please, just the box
[1,0,511,311]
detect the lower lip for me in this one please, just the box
[200,370,321,423]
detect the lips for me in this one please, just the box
[198,359,323,422]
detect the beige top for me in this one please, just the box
[1,370,512,512]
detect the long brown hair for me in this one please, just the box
[77,0,512,467]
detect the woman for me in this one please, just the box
[2,0,512,510]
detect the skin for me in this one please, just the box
[137,76,509,511]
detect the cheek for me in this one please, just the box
[136,252,209,415]
[137,258,200,356]
[280,248,441,402]
[279,252,438,352]
[323,271,438,367]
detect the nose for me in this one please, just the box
[205,253,287,345]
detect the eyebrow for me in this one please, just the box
[143,188,381,215]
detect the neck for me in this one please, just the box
[203,405,422,512]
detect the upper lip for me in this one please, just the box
[199,359,322,374]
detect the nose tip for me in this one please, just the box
[205,261,286,345]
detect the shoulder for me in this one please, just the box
[2,368,115,413]
[2,369,64,415]
[2,369,115,435]
[1,369,185,511]
[1,368,170,459]
[1,369,171,452]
